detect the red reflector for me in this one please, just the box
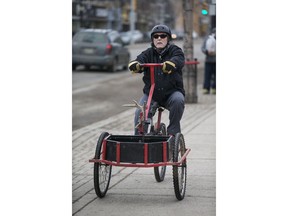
[106,44,112,54]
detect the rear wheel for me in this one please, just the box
[172,133,187,200]
[107,59,117,72]
[154,123,167,182]
[94,132,112,198]
[122,54,130,70]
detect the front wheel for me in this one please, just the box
[94,132,112,198]
[154,123,167,182]
[172,133,187,200]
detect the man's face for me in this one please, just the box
[152,32,168,49]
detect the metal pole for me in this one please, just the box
[130,0,135,44]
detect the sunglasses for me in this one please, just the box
[153,34,168,39]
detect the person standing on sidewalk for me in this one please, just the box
[128,24,185,136]
[202,28,216,94]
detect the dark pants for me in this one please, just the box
[134,91,185,135]
[203,62,216,91]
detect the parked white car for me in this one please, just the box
[120,30,144,45]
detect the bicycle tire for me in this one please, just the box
[172,133,187,200]
[94,132,112,198]
[154,123,167,182]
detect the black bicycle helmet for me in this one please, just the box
[150,24,172,40]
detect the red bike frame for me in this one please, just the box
[139,63,163,119]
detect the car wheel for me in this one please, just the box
[107,60,116,72]
[122,54,130,70]
[84,65,90,71]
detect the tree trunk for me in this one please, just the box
[182,0,197,103]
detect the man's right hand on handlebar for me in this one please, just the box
[128,61,143,74]
[162,60,176,74]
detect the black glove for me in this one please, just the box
[128,61,143,74]
[162,61,176,74]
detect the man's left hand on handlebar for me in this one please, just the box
[162,61,176,74]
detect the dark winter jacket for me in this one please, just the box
[135,43,185,106]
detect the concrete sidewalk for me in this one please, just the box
[72,84,216,216]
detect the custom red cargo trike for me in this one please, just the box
[89,63,191,200]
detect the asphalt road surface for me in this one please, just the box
[73,69,143,130]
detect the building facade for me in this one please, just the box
[72,0,215,36]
